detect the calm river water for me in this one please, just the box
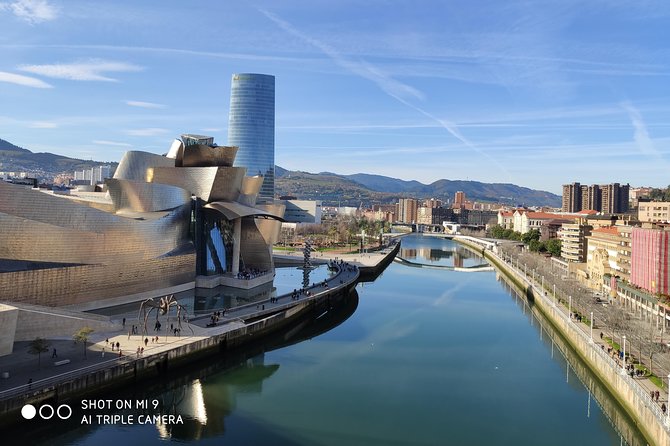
[25,235,646,445]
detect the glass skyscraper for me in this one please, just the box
[228,73,275,200]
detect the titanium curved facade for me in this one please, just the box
[228,73,275,200]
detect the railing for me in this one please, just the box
[0,261,361,403]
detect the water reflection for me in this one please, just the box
[22,290,359,446]
[495,272,647,446]
[398,236,486,268]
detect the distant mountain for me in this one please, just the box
[276,166,560,207]
[0,138,117,180]
[0,138,31,154]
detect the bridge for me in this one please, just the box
[394,256,493,272]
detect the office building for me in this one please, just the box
[228,73,275,200]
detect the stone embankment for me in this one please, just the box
[455,235,670,446]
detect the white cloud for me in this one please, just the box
[1,0,58,24]
[29,121,57,128]
[125,100,166,109]
[620,101,666,165]
[125,128,168,137]
[18,59,143,81]
[92,140,132,147]
[0,71,53,88]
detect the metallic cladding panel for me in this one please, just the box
[203,201,284,221]
[240,218,273,271]
[181,145,238,167]
[255,202,286,245]
[0,253,195,306]
[150,167,246,202]
[107,178,191,212]
[166,139,184,159]
[238,175,263,206]
[0,185,192,265]
[114,151,175,181]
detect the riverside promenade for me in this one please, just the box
[0,241,400,423]
[455,235,670,446]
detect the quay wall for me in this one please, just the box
[0,281,355,422]
[455,236,670,446]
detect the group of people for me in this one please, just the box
[236,268,268,280]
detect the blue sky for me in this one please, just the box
[0,0,669,194]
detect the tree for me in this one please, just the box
[545,238,562,257]
[73,327,94,359]
[522,229,541,245]
[28,337,50,369]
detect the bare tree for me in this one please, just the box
[27,337,50,369]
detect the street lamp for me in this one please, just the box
[590,312,594,343]
[553,283,557,307]
[622,335,626,373]
[569,295,572,320]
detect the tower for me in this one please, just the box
[228,73,275,200]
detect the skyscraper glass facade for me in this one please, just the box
[228,73,275,200]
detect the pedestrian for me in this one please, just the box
[600,332,603,340]
[116,341,120,350]
[144,337,148,347]
[136,346,140,358]
[140,347,144,355]
[122,317,126,326]
[52,348,57,358]
[119,350,122,357]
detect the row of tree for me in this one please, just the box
[648,185,670,202]
[488,225,561,257]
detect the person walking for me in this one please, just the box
[51,348,57,358]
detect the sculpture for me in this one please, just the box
[138,294,193,336]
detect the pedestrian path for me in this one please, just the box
[0,261,360,399]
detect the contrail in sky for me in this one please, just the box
[257,7,510,178]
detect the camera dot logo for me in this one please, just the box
[21,403,72,420]
[21,404,37,419]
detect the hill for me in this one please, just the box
[0,138,117,180]
[276,167,560,207]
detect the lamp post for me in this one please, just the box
[622,335,626,373]
[569,295,572,320]
[590,312,594,344]
[553,283,557,307]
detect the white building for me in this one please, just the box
[282,200,322,224]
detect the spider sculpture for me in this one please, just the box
[138,294,193,336]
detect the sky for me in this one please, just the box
[0,0,669,194]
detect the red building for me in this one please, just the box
[631,227,670,295]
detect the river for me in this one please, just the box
[22,234,646,445]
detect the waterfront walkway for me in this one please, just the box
[0,260,363,400]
